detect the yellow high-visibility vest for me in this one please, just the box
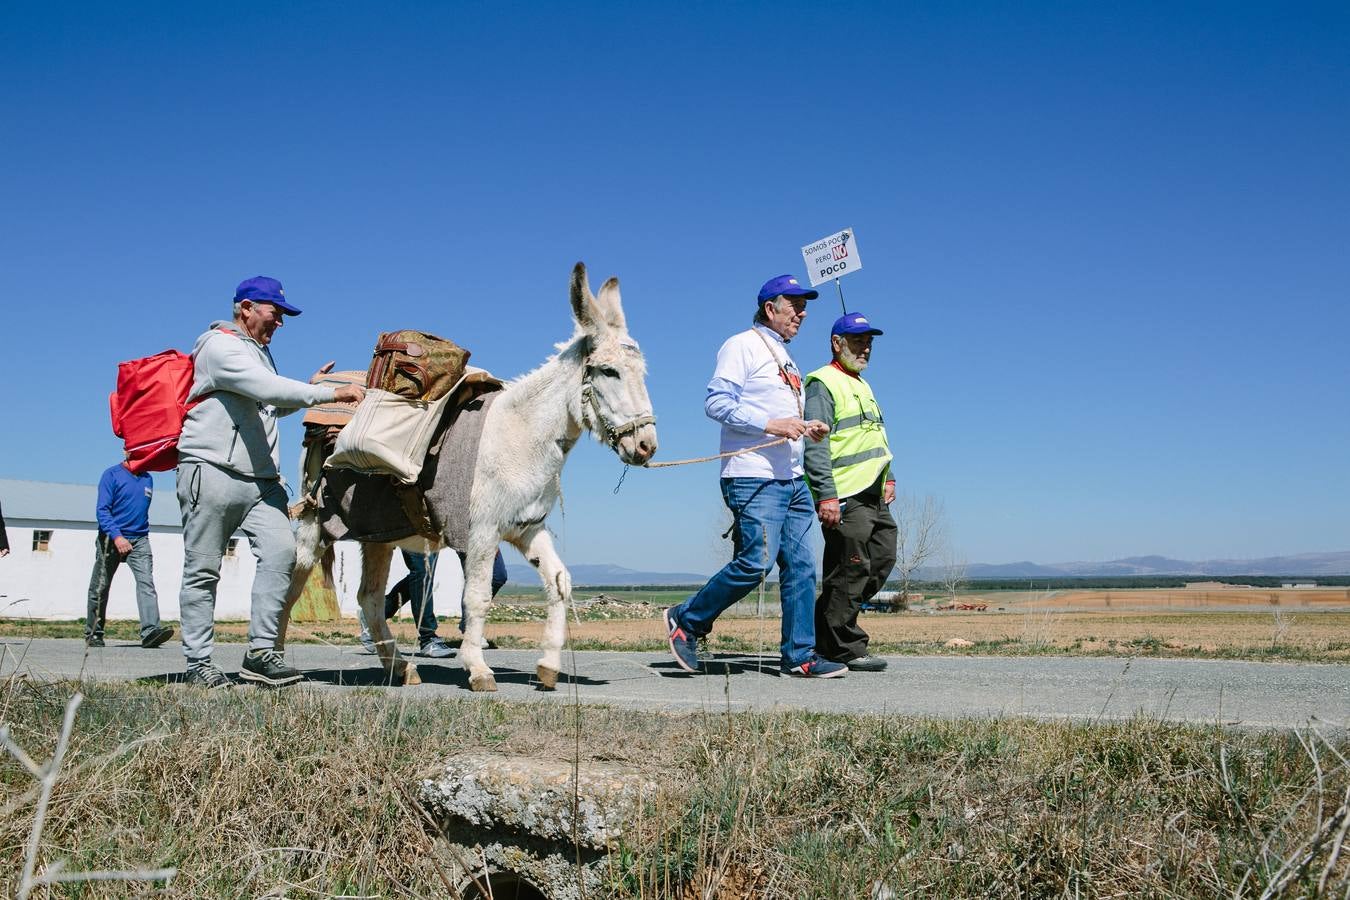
[805,363,893,499]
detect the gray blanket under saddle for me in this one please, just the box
[316,391,498,549]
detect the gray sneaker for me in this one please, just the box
[184,661,231,690]
[416,636,455,658]
[239,649,303,687]
[141,625,174,649]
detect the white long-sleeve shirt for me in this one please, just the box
[704,325,804,479]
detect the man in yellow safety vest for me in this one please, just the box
[803,312,897,672]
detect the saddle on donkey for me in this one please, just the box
[296,330,502,546]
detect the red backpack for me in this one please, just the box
[109,350,198,473]
[110,330,240,473]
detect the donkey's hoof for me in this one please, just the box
[469,672,498,693]
[535,665,560,690]
[401,665,422,687]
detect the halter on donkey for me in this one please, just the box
[278,263,657,691]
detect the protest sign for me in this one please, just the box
[801,228,862,287]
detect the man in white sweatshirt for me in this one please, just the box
[176,276,365,688]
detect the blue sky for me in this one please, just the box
[2,1,1347,574]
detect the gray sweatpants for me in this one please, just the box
[176,461,295,662]
[86,532,161,641]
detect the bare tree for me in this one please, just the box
[940,547,968,601]
[892,493,944,609]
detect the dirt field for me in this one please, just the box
[1005,587,1350,610]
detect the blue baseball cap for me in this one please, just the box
[234,275,303,315]
[757,274,818,304]
[831,311,883,336]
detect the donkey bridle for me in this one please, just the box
[581,377,655,449]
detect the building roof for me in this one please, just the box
[0,478,183,528]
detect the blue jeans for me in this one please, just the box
[671,477,818,667]
[385,550,439,643]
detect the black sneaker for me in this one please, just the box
[239,648,304,687]
[141,625,174,649]
[184,661,231,689]
[845,655,888,672]
[86,636,105,648]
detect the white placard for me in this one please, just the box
[801,227,862,287]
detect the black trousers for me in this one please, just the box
[815,491,898,662]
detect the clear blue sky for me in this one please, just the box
[2,1,1346,573]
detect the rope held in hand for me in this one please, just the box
[640,436,790,468]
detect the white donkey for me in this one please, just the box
[278,263,657,690]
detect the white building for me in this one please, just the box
[0,478,463,623]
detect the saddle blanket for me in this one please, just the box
[302,370,366,427]
[317,387,500,548]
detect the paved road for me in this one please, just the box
[2,638,1346,730]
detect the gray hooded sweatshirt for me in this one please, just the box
[178,321,337,480]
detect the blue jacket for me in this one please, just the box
[96,464,153,540]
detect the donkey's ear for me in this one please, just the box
[596,277,626,331]
[570,262,605,332]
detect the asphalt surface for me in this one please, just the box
[2,638,1346,730]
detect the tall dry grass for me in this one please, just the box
[1,676,1346,898]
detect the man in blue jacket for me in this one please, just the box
[176,276,365,689]
[86,461,173,648]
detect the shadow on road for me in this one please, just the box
[134,663,610,692]
[307,663,611,691]
[649,655,785,678]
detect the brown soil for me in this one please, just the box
[1020,588,1350,609]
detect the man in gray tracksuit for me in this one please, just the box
[176,275,365,688]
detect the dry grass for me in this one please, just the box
[1,676,1347,897]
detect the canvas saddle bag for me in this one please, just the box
[324,389,452,484]
[324,367,504,485]
[366,330,469,402]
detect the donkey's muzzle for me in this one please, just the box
[617,424,658,466]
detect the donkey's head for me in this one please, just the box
[570,262,658,466]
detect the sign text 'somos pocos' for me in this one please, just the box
[801,227,862,287]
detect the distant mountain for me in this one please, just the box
[965,551,1350,578]
[506,563,706,586]
[960,561,1066,578]
[505,551,1350,587]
